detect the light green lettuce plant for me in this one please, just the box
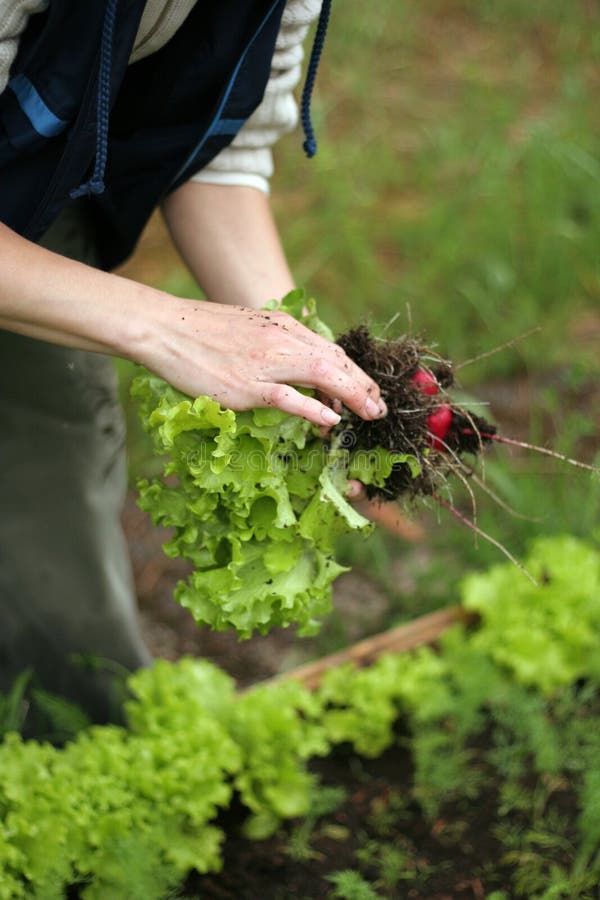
[0,538,599,897]
[132,290,418,638]
[461,535,600,693]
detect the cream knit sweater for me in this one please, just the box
[0,0,322,193]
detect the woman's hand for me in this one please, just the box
[0,223,385,428]
[158,184,388,426]
[138,298,387,428]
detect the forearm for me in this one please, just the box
[161,182,295,308]
[0,219,385,427]
[0,221,161,357]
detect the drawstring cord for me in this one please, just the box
[300,0,332,159]
[70,0,119,198]
[71,0,330,198]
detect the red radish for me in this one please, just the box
[427,405,453,450]
[411,368,439,395]
[412,369,453,450]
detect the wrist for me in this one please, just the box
[163,182,295,307]
[114,279,182,365]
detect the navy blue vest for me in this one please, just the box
[0,0,286,269]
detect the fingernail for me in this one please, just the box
[365,397,380,418]
[345,481,361,499]
[321,407,341,426]
[379,399,388,417]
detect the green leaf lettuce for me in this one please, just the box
[132,291,420,638]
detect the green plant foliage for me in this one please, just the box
[127,658,333,839]
[29,689,91,742]
[462,535,600,693]
[0,659,334,897]
[132,290,419,639]
[0,670,31,738]
[1,536,599,896]
[227,680,329,838]
[283,785,348,862]
[319,659,403,757]
[327,869,384,900]
[319,536,600,823]
[0,682,239,898]
[578,743,600,860]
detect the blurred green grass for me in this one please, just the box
[122,0,600,636]
[272,0,600,378]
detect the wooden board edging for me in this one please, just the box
[266,606,475,691]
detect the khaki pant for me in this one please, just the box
[0,203,151,724]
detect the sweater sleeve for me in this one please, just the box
[189,0,323,195]
[0,0,49,95]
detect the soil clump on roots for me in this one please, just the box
[335,326,497,502]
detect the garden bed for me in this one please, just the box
[117,493,600,900]
[0,538,598,900]
[188,728,580,900]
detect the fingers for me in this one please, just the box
[254,338,385,423]
[300,351,387,421]
[253,360,386,426]
[257,382,342,427]
[345,479,367,502]
[320,349,386,419]
[316,395,343,438]
[255,311,386,420]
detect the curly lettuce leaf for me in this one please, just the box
[461,535,600,693]
[347,445,421,488]
[132,290,420,638]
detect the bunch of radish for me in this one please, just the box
[335,325,597,581]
